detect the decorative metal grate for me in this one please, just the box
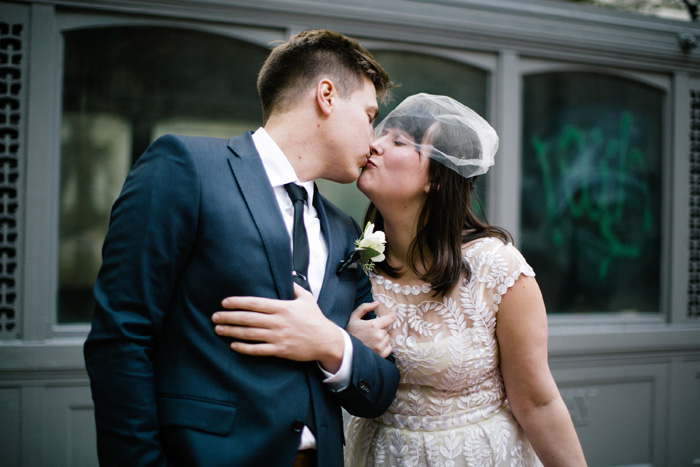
[690,89,700,318]
[0,22,21,338]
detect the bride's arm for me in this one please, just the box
[496,275,587,467]
[345,302,396,358]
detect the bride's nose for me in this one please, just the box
[369,139,383,156]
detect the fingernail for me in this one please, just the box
[212,313,220,322]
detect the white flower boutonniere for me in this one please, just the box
[337,222,386,275]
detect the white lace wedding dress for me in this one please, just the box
[345,237,543,467]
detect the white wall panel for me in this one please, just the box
[0,387,21,466]
[552,363,667,466]
[42,385,97,467]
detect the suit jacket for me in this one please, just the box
[84,132,400,467]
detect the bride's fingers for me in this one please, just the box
[380,339,392,358]
[349,301,379,321]
[375,309,397,329]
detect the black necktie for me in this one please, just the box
[283,183,317,436]
[284,183,311,291]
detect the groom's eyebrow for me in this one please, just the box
[369,105,379,122]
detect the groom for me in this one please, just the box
[84,29,399,467]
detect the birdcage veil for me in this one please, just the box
[374,93,498,178]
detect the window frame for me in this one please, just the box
[517,59,675,325]
[40,12,286,338]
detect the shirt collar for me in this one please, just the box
[252,127,315,201]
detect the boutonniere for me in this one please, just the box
[337,222,386,275]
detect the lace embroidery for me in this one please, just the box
[345,237,542,467]
[373,273,432,296]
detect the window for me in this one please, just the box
[59,27,267,323]
[520,72,664,314]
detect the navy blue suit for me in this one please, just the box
[84,133,399,466]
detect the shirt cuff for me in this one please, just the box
[319,328,353,391]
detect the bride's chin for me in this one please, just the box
[357,173,369,187]
[357,179,373,198]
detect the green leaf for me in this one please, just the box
[358,247,380,261]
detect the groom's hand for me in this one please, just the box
[213,284,345,373]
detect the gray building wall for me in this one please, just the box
[1,0,699,465]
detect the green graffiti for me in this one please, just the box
[531,111,652,280]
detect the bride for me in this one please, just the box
[344,93,587,466]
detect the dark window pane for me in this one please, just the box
[59,27,267,323]
[521,72,663,314]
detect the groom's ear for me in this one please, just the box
[316,78,335,117]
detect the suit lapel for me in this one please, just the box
[227,132,294,300]
[314,187,343,320]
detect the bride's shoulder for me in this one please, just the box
[463,236,535,278]
[461,235,508,256]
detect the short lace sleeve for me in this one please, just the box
[464,237,535,312]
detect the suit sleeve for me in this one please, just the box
[333,334,399,418]
[83,135,199,466]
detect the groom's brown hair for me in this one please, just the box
[257,29,393,124]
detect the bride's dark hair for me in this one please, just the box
[364,114,511,295]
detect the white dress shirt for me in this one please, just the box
[252,128,354,449]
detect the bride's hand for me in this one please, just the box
[346,302,397,358]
